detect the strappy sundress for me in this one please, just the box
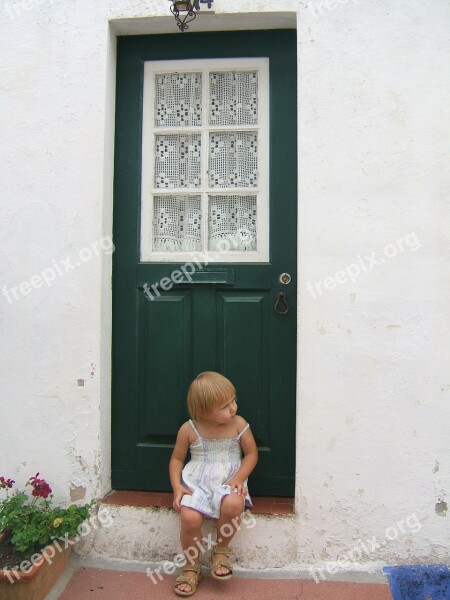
[180,419,253,519]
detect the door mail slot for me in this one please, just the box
[187,270,235,284]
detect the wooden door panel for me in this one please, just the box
[217,291,270,444]
[138,290,193,442]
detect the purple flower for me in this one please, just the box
[0,476,15,489]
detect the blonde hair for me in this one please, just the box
[187,372,236,420]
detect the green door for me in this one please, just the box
[112,30,297,496]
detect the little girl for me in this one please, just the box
[169,371,258,597]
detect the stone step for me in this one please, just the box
[73,492,385,583]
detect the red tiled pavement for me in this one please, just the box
[58,567,393,600]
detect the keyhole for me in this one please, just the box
[279,272,291,285]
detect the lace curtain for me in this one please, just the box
[151,69,259,253]
[209,71,258,126]
[209,132,258,188]
[209,195,257,251]
[153,196,202,251]
[155,134,201,189]
[155,73,202,128]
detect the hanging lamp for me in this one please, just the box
[168,0,214,32]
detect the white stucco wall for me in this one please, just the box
[0,0,449,573]
[297,0,450,567]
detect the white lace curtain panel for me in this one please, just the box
[152,69,259,253]
[155,134,202,189]
[209,195,257,251]
[155,73,202,128]
[153,195,257,252]
[153,196,202,252]
[209,132,258,188]
[209,71,258,126]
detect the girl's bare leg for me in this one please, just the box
[177,507,204,594]
[214,493,245,576]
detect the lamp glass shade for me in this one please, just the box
[173,1,192,12]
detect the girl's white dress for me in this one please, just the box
[180,419,253,519]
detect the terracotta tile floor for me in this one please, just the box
[58,566,393,599]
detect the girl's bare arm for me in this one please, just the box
[227,418,258,496]
[169,422,193,511]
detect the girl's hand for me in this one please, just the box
[172,485,193,512]
[227,478,247,497]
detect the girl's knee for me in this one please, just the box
[180,507,203,530]
[220,494,245,519]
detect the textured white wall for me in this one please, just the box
[296,0,450,566]
[0,0,449,571]
[0,0,115,503]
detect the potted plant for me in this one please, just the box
[0,473,95,600]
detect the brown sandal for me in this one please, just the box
[174,562,202,596]
[211,546,233,580]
